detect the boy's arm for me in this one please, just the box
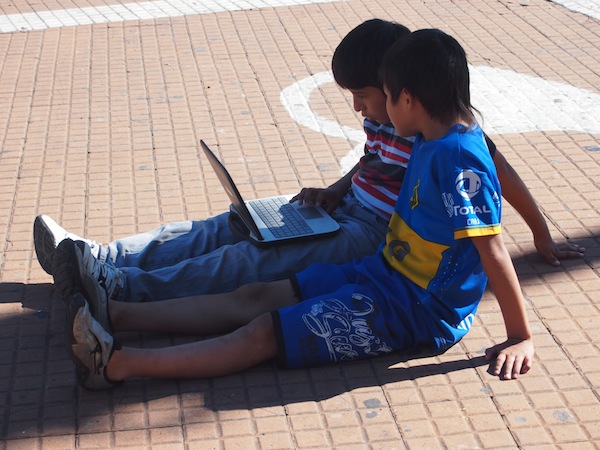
[291,163,360,213]
[472,233,534,380]
[493,150,584,265]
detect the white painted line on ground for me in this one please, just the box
[279,71,365,173]
[281,68,600,173]
[0,0,345,33]
[471,65,600,135]
[550,0,600,20]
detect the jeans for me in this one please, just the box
[103,192,389,301]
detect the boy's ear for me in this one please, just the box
[402,88,415,109]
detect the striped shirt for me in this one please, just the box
[351,119,414,219]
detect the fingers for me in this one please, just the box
[484,345,498,361]
[520,355,533,375]
[488,346,534,380]
[504,354,519,380]
[555,244,585,259]
[292,188,332,209]
[293,188,317,206]
[503,354,534,380]
[540,242,585,266]
[489,352,522,380]
[543,252,561,267]
[290,189,306,205]
[486,344,513,378]
[291,188,315,206]
[315,191,326,208]
[490,351,505,377]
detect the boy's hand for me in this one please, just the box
[290,187,345,214]
[485,338,534,380]
[534,237,585,267]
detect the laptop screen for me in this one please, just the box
[200,140,264,240]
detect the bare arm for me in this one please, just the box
[472,233,534,380]
[291,163,360,213]
[494,150,584,265]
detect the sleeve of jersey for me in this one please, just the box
[441,147,502,240]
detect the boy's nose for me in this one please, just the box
[353,98,363,112]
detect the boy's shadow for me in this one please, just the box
[175,352,491,415]
[0,282,490,439]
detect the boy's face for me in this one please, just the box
[384,86,416,137]
[348,87,390,124]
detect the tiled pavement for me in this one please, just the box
[0,0,599,448]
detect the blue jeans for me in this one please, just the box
[103,192,388,301]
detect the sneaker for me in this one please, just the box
[33,215,101,276]
[54,238,123,332]
[66,292,117,390]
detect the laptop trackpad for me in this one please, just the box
[297,206,323,220]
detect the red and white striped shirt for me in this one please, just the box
[351,119,414,219]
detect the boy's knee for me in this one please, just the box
[243,313,277,357]
[228,283,279,327]
[234,283,272,313]
[236,282,268,300]
[235,280,296,309]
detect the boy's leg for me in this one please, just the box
[109,280,298,335]
[106,313,278,381]
[66,292,280,387]
[53,193,387,302]
[34,212,241,275]
[104,213,240,270]
[120,196,388,300]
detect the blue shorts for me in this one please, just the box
[272,252,434,369]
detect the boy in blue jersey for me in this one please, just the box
[58,28,533,389]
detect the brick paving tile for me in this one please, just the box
[0,0,599,449]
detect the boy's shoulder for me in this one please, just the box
[427,125,486,154]
[364,118,416,145]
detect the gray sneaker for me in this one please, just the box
[66,292,116,390]
[33,215,101,276]
[54,238,123,332]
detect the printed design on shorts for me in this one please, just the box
[302,294,393,362]
[437,313,476,350]
[457,313,475,332]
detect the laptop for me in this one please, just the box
[200,140,340,245]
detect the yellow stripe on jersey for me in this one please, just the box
[383,213,450,290]
[454,225,501,240]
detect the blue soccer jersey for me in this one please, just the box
[382,124,502,350]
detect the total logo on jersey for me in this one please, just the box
[443,168,500,220]
[442,190,492,218]
[455,170,481,200]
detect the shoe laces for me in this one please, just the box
[78,241,122,299]
[90,343,105,375]
[94,260,122,300]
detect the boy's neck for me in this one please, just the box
[409,98,468,141]
[420,119,469,142]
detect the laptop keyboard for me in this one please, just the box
[250,197,313,238]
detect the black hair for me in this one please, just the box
[332,19,411,90]
[380,28,477,126]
